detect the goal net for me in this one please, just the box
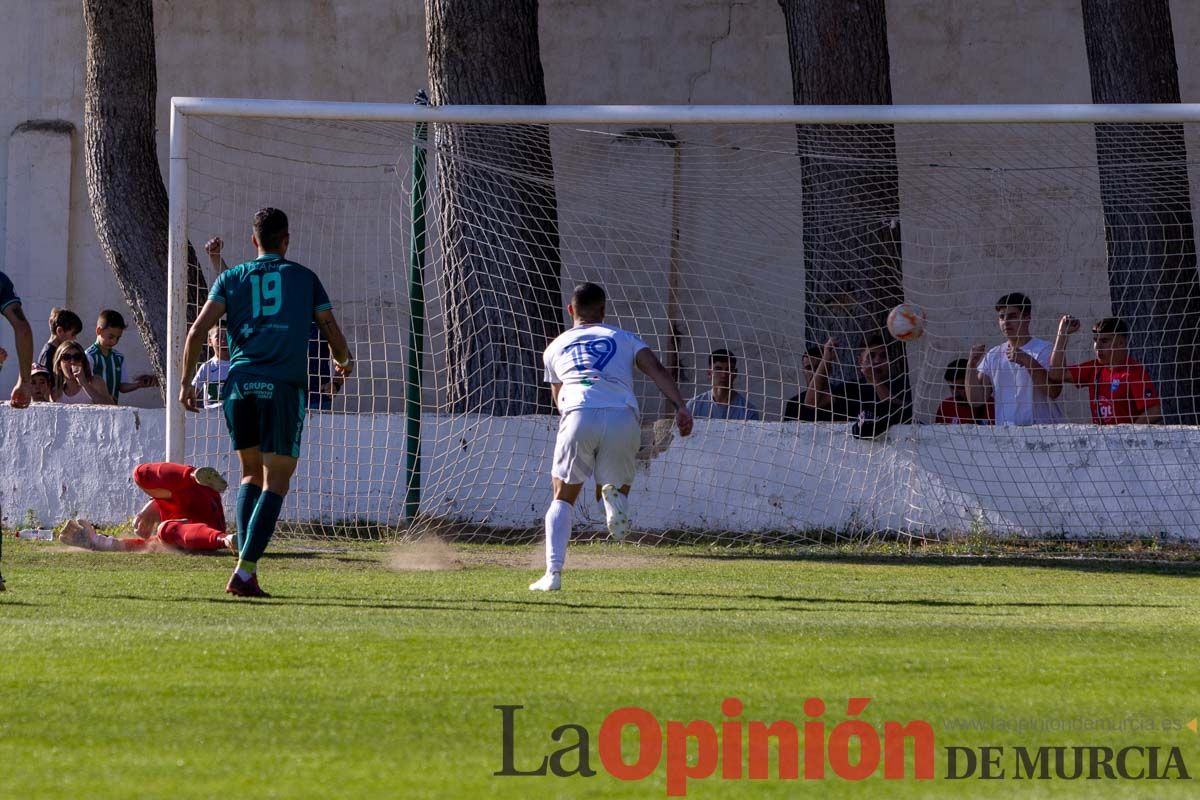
[168,101,1200,547]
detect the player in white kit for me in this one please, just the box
[531,282,693,591]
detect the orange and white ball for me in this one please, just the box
[887,303,926,342]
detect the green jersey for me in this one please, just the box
[210,254,333,388]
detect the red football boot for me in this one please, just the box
[225,572,270,598]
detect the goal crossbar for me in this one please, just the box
[170,98,1200,126]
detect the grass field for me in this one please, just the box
[2,537,1199,798]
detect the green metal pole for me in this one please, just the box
[405,92,429,522]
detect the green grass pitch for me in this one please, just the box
[1,539,1199,798]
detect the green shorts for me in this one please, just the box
[222,375,307,458]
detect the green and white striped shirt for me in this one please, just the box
[86,343,125,402]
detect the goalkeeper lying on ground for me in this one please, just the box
[59,462,234,553]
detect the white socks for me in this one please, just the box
[544,499,572,574]
[531,501,571,591]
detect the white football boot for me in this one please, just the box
[601,484,630,542]
[529,571,562,592]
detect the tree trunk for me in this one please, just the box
[778,0,905,384]
[427,0,560,414]
[83,0,172,392]
[1081,0,1200,424]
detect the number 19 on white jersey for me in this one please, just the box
[543,323,649,416]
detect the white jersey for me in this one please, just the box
[543,323,649,415]
[978,337,1064,425]
[191,357,230,409]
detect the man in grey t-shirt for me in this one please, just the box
[687,348,760,421]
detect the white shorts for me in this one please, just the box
[552,407,640,487]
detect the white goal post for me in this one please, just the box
[167,99,1200,544]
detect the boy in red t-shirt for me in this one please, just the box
[934,358,994,424]
[1049,316,1162,425]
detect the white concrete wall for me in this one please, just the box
[0,405,166,527]
[3,405,1197,539]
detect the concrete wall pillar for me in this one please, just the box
[3,120,74,358]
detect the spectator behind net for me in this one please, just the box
[805,334,912,439]
[686,348,760,420]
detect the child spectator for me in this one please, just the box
[935,358,994,424]
[85,309,158,403]
[37,307,82,372]
[1049,315,1162,424]
[686,348,760,420]
[191,327,230,409]
[965,292,1064,425]
[52,340,114,404]
[29,366,53,402]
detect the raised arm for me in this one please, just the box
[3,302,34,407]
[804,337,837,410]
[1047,314,1079,384]
[964,344,992,407]
[179,299,226,412]
[315,309,353,377]
[635,347,693,436]
[204,237,230,276]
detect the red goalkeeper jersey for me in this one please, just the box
[1066,358,1159,425]
[133,463,226,530]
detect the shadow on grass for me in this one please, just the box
[94,592,519,613]
[89,592,880,616]
[91,592,670,614]
[672,550,1200,577]
[625,589,1177,610]
[95,592,1164,618]
[258,551,324,560]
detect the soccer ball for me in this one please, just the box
[887,303,926,342]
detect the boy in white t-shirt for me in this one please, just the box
[190,327,230,409]
[531,282,693,591]
[965,291,1064,425]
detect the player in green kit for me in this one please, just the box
[179,208,353,597]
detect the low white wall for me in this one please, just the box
[2,405,167,526]
[417,416,1200,539]
[3,405,1198,539]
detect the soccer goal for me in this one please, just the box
[167,99,1200,546]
